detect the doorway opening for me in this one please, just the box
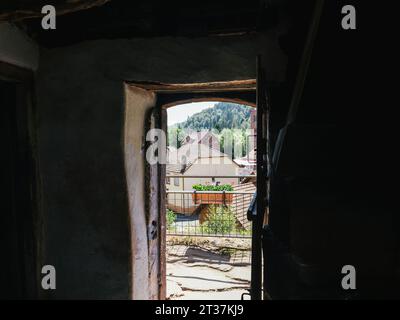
[165,100,257,300]
[124,78,265,300]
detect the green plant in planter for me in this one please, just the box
[192,184,234,191]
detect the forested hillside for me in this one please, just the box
[178,102,252,131]
[168,103,253,157]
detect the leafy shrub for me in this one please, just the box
[166,209,176,229]
[201,205,236,235]
[192,184,233,191]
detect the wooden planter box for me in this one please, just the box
[192,192,233,205]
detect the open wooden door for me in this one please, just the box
[249,56,269,300]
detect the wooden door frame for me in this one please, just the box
[128,79,257,299]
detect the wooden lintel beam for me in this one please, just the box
[127,79,257,93]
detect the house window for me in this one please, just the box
[166,177,170,185]
[174,178,180,186]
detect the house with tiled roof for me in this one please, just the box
[181,130,220,150]
[166,140,240,214]
[233,148,256,175]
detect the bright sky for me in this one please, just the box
[167,101,218,126]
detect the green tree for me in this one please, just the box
[168,126,185,148]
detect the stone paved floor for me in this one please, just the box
[166,242,251,300]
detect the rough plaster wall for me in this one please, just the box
[35,32,286,299]
[36,62,131,299]
[0,23,38,70]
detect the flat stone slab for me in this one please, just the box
[226,266,251,282]
[168,245,230,263]
[184,262,233,272]
[167,262,249,292]
[166,279,184,299]
[166,242,252,300]
[167,245,251,266]
[175,289,250,300]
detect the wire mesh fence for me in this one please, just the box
[166,190,254,238]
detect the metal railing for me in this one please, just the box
[166,189,255,238]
